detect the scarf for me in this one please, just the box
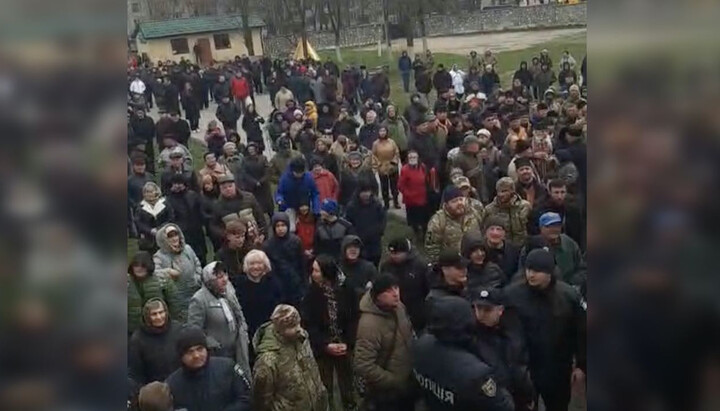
[321,283,342,343]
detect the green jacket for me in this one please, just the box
[252,322,328,411]
[382,115,409,151]
[425,207,482,264]
[551,234,586,286]
[127,274,181,335]
[484,195,531,247]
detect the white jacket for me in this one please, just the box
[450,69,465,95]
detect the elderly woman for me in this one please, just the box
[301,255,359,411]
[153,224,202,321]
[198,151,231,186]
[128,298,182,384]
[134,182,174,253]
[234,249,283,360]
[187,261,251,377]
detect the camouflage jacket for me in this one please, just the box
[484,195,532,247]
[425,206,482,264]
[252,322,328,411]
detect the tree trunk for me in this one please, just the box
[240,2,254,55]
[419,5,428,53]
[403,11,415,58]
[328,0,343,62]
[301,0,309,59]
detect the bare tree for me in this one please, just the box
[326,0,343,61]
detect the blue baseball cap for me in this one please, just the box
[539,212,562,227]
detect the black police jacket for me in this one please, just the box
[412,334,514,411]
[473,309,535,408]
[504,278,587,391]
[166,356,251,411]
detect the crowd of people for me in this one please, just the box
[127,45,587,411]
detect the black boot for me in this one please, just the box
[393,197,401,209]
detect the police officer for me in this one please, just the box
[413,295,515,411]
[504,248,586,411]
[470,288,535,411]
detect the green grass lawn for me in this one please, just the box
[319,31,586,114]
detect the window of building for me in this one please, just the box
[170,38,190,55]
[213,33,231,50]
[131,2,140,13]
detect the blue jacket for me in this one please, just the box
[398,56,412,73]
[275,168,320,214]
[166,356,251,411]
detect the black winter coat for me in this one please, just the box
[333,117,360,139]
[234,273,283,340]
[467,262,506,291]
[130,116,156,146]
[216,102,240,127]
[314,218,355,260]
[504,278,586,392]
[379,250,431,332]
[358,123,379,150]
[134,199,174,252]
[263,214,306,304]
[240,155,274,215]
[485,242,521,281]
[166,189,206,257]
[160,167,200,195]
[344,196,387,262]
[170,118,191,147]
[166,357,252,411]
[473,309,535,409]
[128,320,181,384]
[301,282,359,358]
[338,168,376,207]
[415,71,433,94]
[432,70,452,92]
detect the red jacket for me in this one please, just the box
[312,169,339,203]
[230,76,250,99]
[296,213,315,252]
[398,163,433,207]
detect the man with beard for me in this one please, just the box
[514,158,548,209]
[129,108,156,173]
[160,148,199,195]
[413,296,515,411]
[504,249,586,411]
[345,181,387,266]
[166,326,252,411]
[481,111,506,150]
[425,186,482,263]
[470,288,535,411]
[209,174,268,246]
[484,178,531,248]
[528,179,584,249]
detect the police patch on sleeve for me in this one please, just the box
[481,377,497,397]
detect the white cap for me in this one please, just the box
[477,129,491,138]
[464,93,476,103]
[477,92,487,100]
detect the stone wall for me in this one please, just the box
[264,3,586,57]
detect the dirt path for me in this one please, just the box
[363,27,586,55]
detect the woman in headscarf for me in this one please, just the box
[301,255,359,411]
[134,182,174,253]
[187,261,251,377]
[204,120,226,159]
[127,252,181,337]
[128,298,182,384]
[152,223,202,321]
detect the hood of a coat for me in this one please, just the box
[271,212,290,237]
[253,321,308,354]
[341,234,363,255]
[155,223,186,253]
[460,230,485,258]
[304,101,317,115]
[427,296,475,345]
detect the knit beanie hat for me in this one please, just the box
[370,273,399,299]
[483,214,509,232]
[525,248,555,274]
[176,326,206,358]
[514,157,533,171]
[442,186,464,203]
[320,198,338,215]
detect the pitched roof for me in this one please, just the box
[139,14,264,39]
